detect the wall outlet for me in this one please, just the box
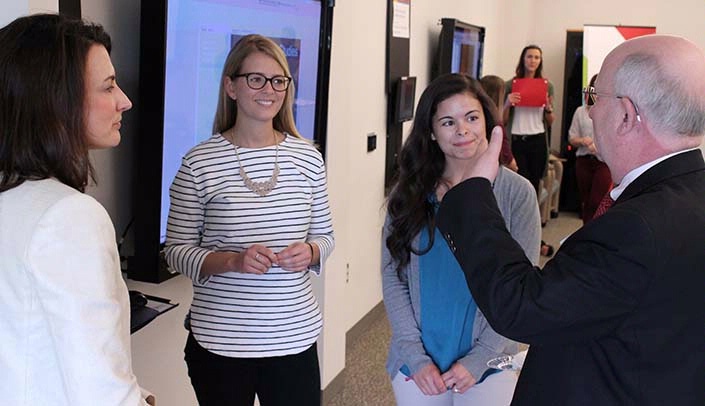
[367,133,377,152]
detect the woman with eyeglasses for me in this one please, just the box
[504,44,555,256]
[569,74,612,223]
[164,34,334,405]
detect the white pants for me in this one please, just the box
[391,369,518,406]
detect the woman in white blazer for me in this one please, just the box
[0,14,152,405]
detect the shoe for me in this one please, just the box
[540,240,554,257]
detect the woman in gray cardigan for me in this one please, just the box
[383,74,540,405]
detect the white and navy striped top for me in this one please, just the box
[164,133,334,358]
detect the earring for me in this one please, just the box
[431,133,437,141]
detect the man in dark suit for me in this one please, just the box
[436,35,705,405]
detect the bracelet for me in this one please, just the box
[544,107,553,114]
[307,242,314,258]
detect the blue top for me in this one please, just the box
[401,197,478,375]
[419,223,478,372]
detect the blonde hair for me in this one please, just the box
[212,34,302,138]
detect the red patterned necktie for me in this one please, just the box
[593,192,615,219]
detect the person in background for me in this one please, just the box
[569,74,612,223]
[164,34,334,406]
[503,45,555,256]
[382,73,540,406]
[503,45,554,192]
[480,74,518,172]
[0,13,153,405]
[436,34,705,405]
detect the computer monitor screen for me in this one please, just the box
[435,18,485,79]
[160,0,322,242]
[395,76,416,122]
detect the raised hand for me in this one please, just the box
[506,92,521,107]
[461,125,503,182]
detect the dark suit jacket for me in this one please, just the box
[436,150,705,405]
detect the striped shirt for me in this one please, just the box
[164,133,334,358]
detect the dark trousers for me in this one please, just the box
[184,333,321,406]
[575,155,612,224]
[512,133,548,194]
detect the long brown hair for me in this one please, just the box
[386,74,500,273]
[0,14,111,193]
[212,34,302,139]
[480,75,506,114]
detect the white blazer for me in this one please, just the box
[0,179,147,405]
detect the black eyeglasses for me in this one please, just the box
[232,72,292,92]
[582,86,642,122]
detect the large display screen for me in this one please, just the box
[131,0,331,282]
[160,0,322,243]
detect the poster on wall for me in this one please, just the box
[392,0,410,38]
[583,25,656,87]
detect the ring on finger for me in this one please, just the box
[255,253,260,261]
[452,386,460,393]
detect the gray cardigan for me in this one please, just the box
[382,167,541,380]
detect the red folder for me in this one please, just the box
[511,78,548,107]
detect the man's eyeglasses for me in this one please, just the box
[232,72,292,92]
[582,86,641,122]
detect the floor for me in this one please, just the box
[325,211,582,405]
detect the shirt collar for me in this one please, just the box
[611,148,699,200]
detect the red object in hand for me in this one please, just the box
[511,78,548,107]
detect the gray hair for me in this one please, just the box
[614,53,705,136]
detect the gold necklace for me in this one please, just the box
[231,130,280,197]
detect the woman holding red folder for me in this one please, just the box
[503,45,554,193]
[503,45,555,256]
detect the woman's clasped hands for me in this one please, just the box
[411,363,477,396]
[230,242,314,274]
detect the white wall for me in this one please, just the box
[316,0,388,387]
[0,0,59,29]
[29,0,58,13]
[0,2,27,27]
[410,0,503,96]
